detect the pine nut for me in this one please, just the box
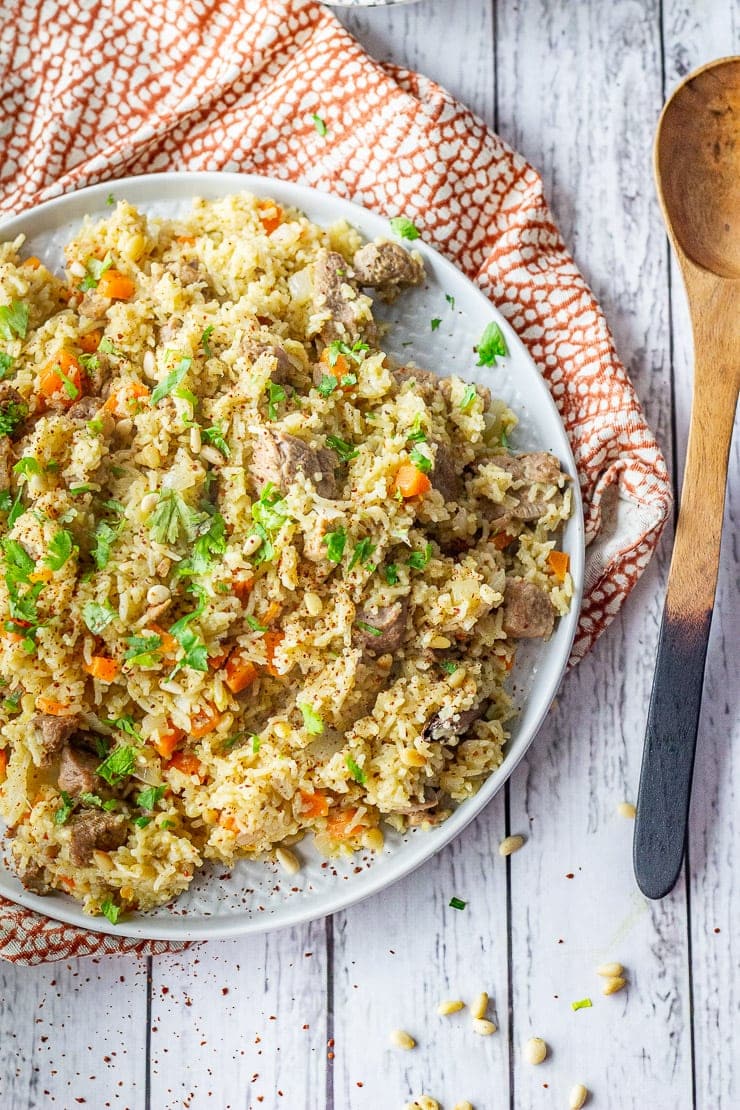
[390,1029,416,1050]
[139,443,161,468]
[273,720,291,740]
[276,847,300,875]
[525,1036,547,1064]
[92,850,113,872]
[447,667,466,688]
[201,445,223,466]
[429,634,451,649]
[141,492,159,514]
[142,350,156,378]
[400,749,427,767]
[189,426,202,454]
[437,999,465,1016]
[405,1099,438,1110]
[472,1018,497,1036]
[618,801,636,818]
[470,991,489,1020]
[596,962,624,978]
[569,1083,589,1109]
[146,584,170,606]
[362,827,384,852]
[602,976,626,995]
[499,834,525,857]
[305,591,323,616]
[243,532,264,557]
[453,1103,474,1110]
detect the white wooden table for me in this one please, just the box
[1,3,738,1107]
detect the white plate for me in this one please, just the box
[0,172,584,940]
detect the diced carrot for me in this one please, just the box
[208,647,230,671]
[79,329,102,353]
[29,568,53,584]
[176,235,196,245]
[167,749,203,776]
[2,631,23,643]
[320,348,349,377]
[257,199,282,235]
[232,575,255,603]
[262,601,282,626]
[0,749,8,782]
[102,380,150,416]
[492,531,515,551]
[83,655,120,683]
[393,464,431,499]
[547,550,570,582]
[35,696,71,716]
[218,812,240,833]
[190,704,222,739]
[149,623,178,657]
[22,256,41,269]
[326,807,365,839]
[299,790,329,819]
[97,269,136,300]
[224,652,258,695]
[154,725,185,760]
[58,875,76,891]
[264,630,284,677]
[38,350,84,407]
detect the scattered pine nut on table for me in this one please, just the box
[470,991,489,1020]
[472,1018,497,1036]
[617,801,637,818]
[569,1082,589,1108]
[437,999,465,1016]
[596,962,624,978]
[390,1029,416,1050]
[602,975,627,995]
[525,1036,548,1064]
[498,834,526,856]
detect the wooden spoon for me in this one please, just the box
[634,57,740,899]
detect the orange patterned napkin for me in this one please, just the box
[0,0,671,963]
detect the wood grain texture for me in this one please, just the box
[0,4,738,1109]
[662,6,740,1109]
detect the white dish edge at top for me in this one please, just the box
[0,172,584,940]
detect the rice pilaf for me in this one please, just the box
[0,192,573,919]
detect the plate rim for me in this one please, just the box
[0,171,584,940]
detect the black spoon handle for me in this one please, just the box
[633,607,712,899]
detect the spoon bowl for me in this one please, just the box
[655,57,740,279]
[634,57,740,899]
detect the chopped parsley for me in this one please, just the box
[266,381,286,421]
[440,660,458,674]
[177,510,226,578]
[54,791,75,825]
[476,320,508,366]
[459,383,478,413]
[202,423,230,458]
[95,744,136,786]
[389,216,420,241]
[345,754,366,784]
[150,355,192,405]
[299,702,324,735]
[383,563,399,585]
[0,399,27,437]
[348,538,376,571]
[44,529,75,571]
[0,352,14,378]
[317,374,339,398]
[571,998,593,1012]
[168,609,208,678]
[104,715,144,743]
[449,896,466,910]
[407,543,433,570]
[82,601,116,634]
[149,489,204,545]
[98,337,125,358]
[325,339,369,368]
[0,300,29,342]
[2,691,21,714]
[133,816,152,828]
[80,253,113,292]
[100,897,121,925]
[311,113,328,136]
[409,446,432,474]
[3,537,43,644]
[445,293,455,310]
[323,528,346,564]
[13,457,41,480]
[356,620,382,637]
[124,634,163,667]
[249,484,289,565]
[325,434,358,463]
[430,317,441,331]
[92,519,122,570]
[80,792,117,812]
[200,325,214,357]
[136,785,166,811]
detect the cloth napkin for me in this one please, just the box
[0,0,671,964]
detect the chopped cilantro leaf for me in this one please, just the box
[95,745,136,786]
[80,353,100,374]
[80,253,113,292]
[440,660,458,674]
[409,446,432,474]
[345,754,366,784]
[299,702,324,735]
[100,897,121,924]
[251,734,261,753]
[407,415,426,443]
[149,489,205,546]
[45,529,75,571]
[0,399,27,437]
[124,634,162,667]
[0,300,29,342]
[323,528,346,564]
[459,383,478,413]
[325,339,369,367]
[134,815,152,828]
[168,616,208,679]
[325,434,358,462]
[13,456,41,480]
[137,785,166,811]
[266,381,286,421]
[431,317,442,331]
[104,715,143,743]
[389,216,420,241]
[202,424,230,458]
[317,374,338,397]
[98,337,124,358]
[383,563,399,585]
[92,519,122,570]
[151,355,192,405]
[106,193,116,206]
[200,325,214,357]
[445,293,455,310]
[349,538,375,571]
[311,113,328,136]
[54,791,75,825]
[82,601,116,634]
[356,620,382,637]
[246,614,267,633]
[0,351,14,378]
[407,543,432,570]
[476,320,508,366]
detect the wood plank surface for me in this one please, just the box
[1,3,739,1108]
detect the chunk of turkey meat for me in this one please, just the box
[68,811,128,866]
[312,250,363,342]
[352,240,424,290]
[249,428,337,499]
[32,714,79,767]
[502,579,555,639]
